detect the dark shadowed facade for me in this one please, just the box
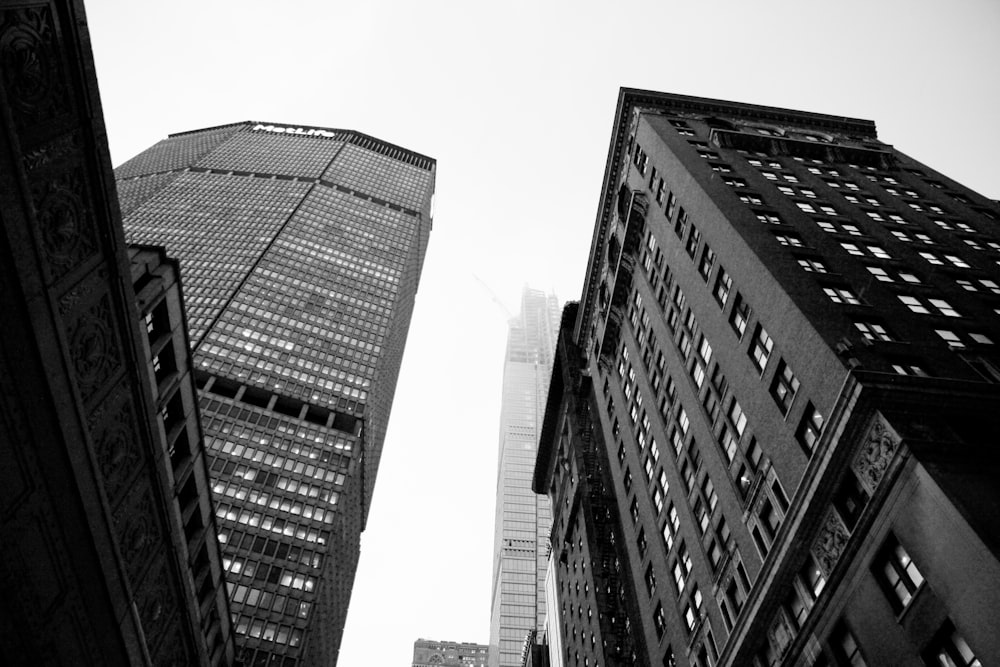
[116,121,434,666]
[535,89,1000,667]
[0,1,234,664]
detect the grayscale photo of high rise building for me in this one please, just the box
[117,121,435,666]
[489,287,560,667]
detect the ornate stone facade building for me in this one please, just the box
[535,89,1000,667]
[0,1,234,664]
[117,120,435,666]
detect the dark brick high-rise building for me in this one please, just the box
[535,89,1000,667]
[117,122,435,666]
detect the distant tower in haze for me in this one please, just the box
[116,121,435,666]
[489,287,561,667]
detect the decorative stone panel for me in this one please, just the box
[30,165,99,283]
[112,479,162,583]
[810,507,850,578]
[851,412,901,496]
[0,3,72,132]
[59,273,123,407]
[88,385,143,509]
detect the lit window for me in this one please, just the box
[756,212,782,225]
[798,257,828,273]
[698,245,716,281]
[775,233,804,247]
[841,242,863,256]
[797,202,816,213]
[970,332,993,345]
[770,359,799,415]
[936,329,964,349]
[891,362,928,377]
[922,620,982,667]
[730,294,750,339]
[748,324,772,373]
[899,295,930,314]
[855,321,893,342]
[825,287,860,305]
[831,622,868,667]
[714,267,732,307]
[868,245,891,259]
[874,535,924,612]
[686,224,701,258]
[929,298,959,317]
[945,254,970,268]
[867,266,892,282]
[728,398,748,438]
[920,251,942,265]
[796,402,824,453]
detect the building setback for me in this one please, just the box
[490,287,561,667]
[0,1,234,663]
[117,122,435,666]
[412,638,489,667]
[535,89,1000,667]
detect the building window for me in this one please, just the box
[825,287,860,305]
[714,267,732,307]
[676,207,688,238]
[654,602,667,638]
[936,329,964,349]
[922,619,982,667]
[770,359,799,415]
[831,622,867,667]
[775,232,804,247]
[929,298,960,317]
[867,266,892,282]
[699,245,716,281]
[645,563,657,596]
[833,473,870,531]
[798,257,829,273]
[748,324,772,373]
[665,191,677,221]
[899,295,930,314]
[854,321,893,342]
[730,294,751,339]
[874,534,925,613]
[891,360,929,377]
[687,224,702,258]
[796,402,824,453]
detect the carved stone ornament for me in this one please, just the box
[112,481,161,582]
[0,5,69,128]
[88,387,141,508]
[68,294,120,402]
[810,508,851,577]
[32,168,98,281]
[23,131,80,171]
[134,557,178,654]
[852,413,901,496]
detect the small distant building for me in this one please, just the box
[412,638,489,667]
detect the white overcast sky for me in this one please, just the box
[86,0,999,664]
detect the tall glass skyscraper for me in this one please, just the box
[115,122,434,667]
[489,287,560,667]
